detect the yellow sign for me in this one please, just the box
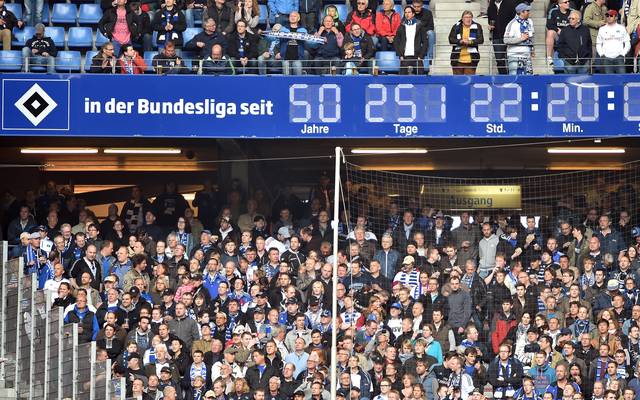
[421,185,521,209]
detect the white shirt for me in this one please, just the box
[597,23,630,57]
[404,24,417,56]
[44,277,70,302]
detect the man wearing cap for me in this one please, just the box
[23,229,47,276]
[596,9,629,73]
[593,279,621,316]
[393,255,420,289]
[504,2,535,75]
[426,212,451,253]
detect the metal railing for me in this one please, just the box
[0,246,125,400]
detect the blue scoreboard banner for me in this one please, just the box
[2,74,640,138]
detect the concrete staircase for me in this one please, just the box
[429,0,552,74]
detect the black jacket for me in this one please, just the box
[414,8,434,31]
[204,4,235,35]
[245,364,277,391]
[152,7,187,46]
[99,7,140,40]
[0,6,20,30]
[226,31,260,59]
[184,30,228,59]
[556,23,592,65]
[342,31,376,58]
[487,0,519,41]
[25,36,58,57]
[448,20,484,65]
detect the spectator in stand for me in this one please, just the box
[629,0,640,40]
[376,0,401,51]
[130,1,153,53]
[257,25,281,74]
[394,6,429,75]
[22,24,57,74]
[153,0,187,48]
[596,10,630,72]
[227,20,259,74]
[278,12,307,75]
[504,3,535,75]
[98,0,140,57]
[268,0,297,26]
[153,41,191,73]
[556,10,592,73]
[0,0,23,50]
[412,0,435,72]
[90,42,118,74]
[234,0,260,33]
[185,18,228,61]
[487,0,518,74]
[117,44,147,74]
[346,0,377,46]
[546,0,572,67]
[205,0,235,35]
[314,15,344,74]
[202,43,236,74]
[324,5,346,34]
[343,22,376,72]
[583,0,607,55]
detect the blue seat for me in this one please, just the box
[55,51,82,72]
[5,3,22,20]
[12,26,36,47]
[0,50,23,72]
[78,4,102,25]
[51,3,77,24]
[83,50,98,72]
[375,51,400,73]
[67,27,93,49]
[182,28,202,46]
[95,30,109,48]
[45,27,65,48]
[144,51,158,73]
[258,5,268,25]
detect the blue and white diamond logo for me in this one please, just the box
[14,83,58,127]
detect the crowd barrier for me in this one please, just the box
[0,242,126,400]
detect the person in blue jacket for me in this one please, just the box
[269,0,298,25]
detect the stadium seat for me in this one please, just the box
[45,27,65,48]
[83,50,98,72]
[258,5,268,25]
[144,51,158,73]
[375,51,400,73]
[55,50,82,72]
[182,28,202,46]
[95,30,110,48]
[51,3,78,24]
[0,50,23,72]
[67,27,93,49]
[12,26,36,47]
[78,4,102,25]
[5,3,22,20]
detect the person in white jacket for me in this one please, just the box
[596,9,630,73]
[504,3,535,74]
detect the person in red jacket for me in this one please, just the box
[375,0,401,51]
[345,0,377,46]
[117,44,147,74]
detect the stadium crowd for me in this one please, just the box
[3,175,640,400]
[3,0,640,75]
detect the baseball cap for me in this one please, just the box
[321,310,332,318]
[128,352,140,360]
[309,296,321,306]
[160,366,172,374]
[390,302,402,309]
[516,3,531,12]
[162,288,175,296]
[435,211,444,219]
[632,227,640,238]
[129,286,140,296]
[253,306,266,314]
[224,346,239,355]
[256,292,267,298]
[559,328,572,336]
[607,279,620,291]
[402,255,415,265]
[29,232,40,240]
[205,391,216,398]
[606,9,618,16]
[286,297,299,305]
